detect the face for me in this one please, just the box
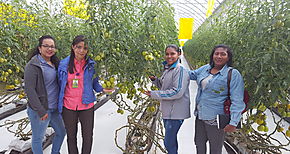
[213,47,229,68]
[165,47,180,65]
[72,41,88,61]
[38,39,56,60]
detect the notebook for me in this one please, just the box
[217,114,241,129]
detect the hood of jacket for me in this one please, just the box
[28,54,42,68]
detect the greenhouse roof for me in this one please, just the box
[168,0,224,31]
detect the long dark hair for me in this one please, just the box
[209,44,233,68]
[28,35,60,68]
[68,35,89,74]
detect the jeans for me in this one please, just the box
[27,107,66,154]
[163,119,184,154]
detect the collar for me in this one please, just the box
[37,54,48,64]
[162,59,179,69]
[220,65,231,76]
[74,58,86,65]
[206,64,230,76]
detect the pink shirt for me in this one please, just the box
[63,58,94,110]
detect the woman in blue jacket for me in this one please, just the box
[58,35,112,154]
[189,44,245,154]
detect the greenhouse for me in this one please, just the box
[0,0,289,154]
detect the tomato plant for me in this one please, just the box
[85,0,177,152]
[1,0,177,153]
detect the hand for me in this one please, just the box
[103,88,114,94]
[149,76,156,81]
[143,90,151,96]
[40,113,48,121]
[224,124,237,132]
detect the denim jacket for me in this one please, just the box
[188,64,245,126]
[58,56,103,113]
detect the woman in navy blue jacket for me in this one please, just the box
[58,35,112,154]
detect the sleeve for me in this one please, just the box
[57,60,67,89]
[188,69,198,80]
[93,76,103,92]
[152,77,162,89]
[151,67,189,100]
[24,65,47,117]
[188,64,208,80]
[57,67,62,87]
[229,69,246,126]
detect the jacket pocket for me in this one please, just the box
[211,79,227,95]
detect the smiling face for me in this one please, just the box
[165,47,180,65]
[72,41,88,61]
[212,47,229,68]
[38,38,56,61]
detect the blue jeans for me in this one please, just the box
[163,119,184,154]
[27,107,66,154]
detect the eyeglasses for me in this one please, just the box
[41,45,56,50]
[75,45,88,50]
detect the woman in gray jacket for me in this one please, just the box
[24,35,66,154]
[144,44,190,154]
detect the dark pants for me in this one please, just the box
[194,118,225,154]
[62,107,94,154]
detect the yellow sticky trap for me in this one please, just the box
[206,0,215,18]
[178,18,194,39]
[179,41,185,47]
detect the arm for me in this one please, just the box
[151,67,189,100]
[93,76,103,92]
[188,64,209,80]
[188,70,198,80]
[24,65,47,117]
[57,68,63,88]
[151,77,162,89]
[229,69,246,126]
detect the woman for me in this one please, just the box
[58,35,112,154]
[189,44,245,154]
[24,35,66,154]
[144,44,190,154]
